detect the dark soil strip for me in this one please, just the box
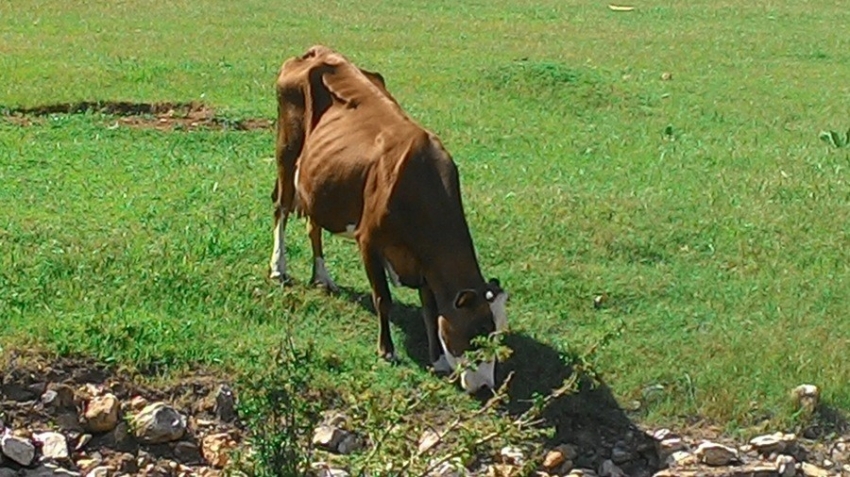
[0,100,273,131]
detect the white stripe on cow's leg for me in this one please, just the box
[269,207,289,283]
[308,219,339,293]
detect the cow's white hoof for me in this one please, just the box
[269,270,292,285]
[432,355,453,374]
[311,258,339,293]
[379,350,398,363]
[312,277,340,294]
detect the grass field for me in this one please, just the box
[2,0,850,448]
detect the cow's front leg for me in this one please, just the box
[269,200,291,284]
[360,241,396,361]
[308,218,339,293]
[419,286,451,373]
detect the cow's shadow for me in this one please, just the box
[337,286,660,474]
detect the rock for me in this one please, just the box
[84,467,110,477]
[74,434,92,451]
[2,431,36,466]
[800,462,829,477]
[126,396,148,413]
[610,443,633,464]
[666,450,697,467]
[74,457,101,472]
[695,441,738,466]
[488,464,521,477]
[312,425,345,451]
[54,413,83,433]
[23,464,80,476]
[749,433,796,455]
[652,429,677,441]
[132,403,187,444]
[34,432,69,460]
[0,469,15,477]
[418,429,441,454]
[567,470,597,477]
[499,446,524,465]
[41,385,76,411]
[214,385,237,422]
[543,448,567,469]
[102,421,135,452]
[599,460,626,477]
[83,394,120,433]
[776,455,795,477]
[320,411,349,428]
[830,441,850,464]
[173,441,203,465]
[657,437,686,460]
[336,433,361,455]
[202,433,236,469]
[791,385,820,414]
[661,72,673,81]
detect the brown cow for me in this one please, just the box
[268,45,508,393]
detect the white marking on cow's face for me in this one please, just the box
[269,216,287,279]
[489,291,508,332]
[312,257,338,291]
[438,330,496,394]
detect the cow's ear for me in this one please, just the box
[454,289,477,309]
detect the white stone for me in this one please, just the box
[84,394,120,433]
[418,429,441,454]
[34,432,69,461]
[1,432,36,466]
[666,450,696,467]
[776,455,796,477]
[695,441,738,466]
[652,428,676,441]
[791,384,820,413]
[23,464,80,477]
[312,425,358,454]
[500,446,524,465]
[800,462,829,477]
[132,402,187,444]
[657,437,686,460]
[749,432,796,454]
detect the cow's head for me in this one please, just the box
[437,278,509,394]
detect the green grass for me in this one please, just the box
[2,0,850,438]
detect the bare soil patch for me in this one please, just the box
[0,101,272,131]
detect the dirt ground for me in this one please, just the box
[1,350,242,476]
[1,101,272,131]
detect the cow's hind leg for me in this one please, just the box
[269,180,292,284]
[360,239,396,361]
[420,285,452,373]
[308,218,339,293]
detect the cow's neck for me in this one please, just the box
[425,247,485,309]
